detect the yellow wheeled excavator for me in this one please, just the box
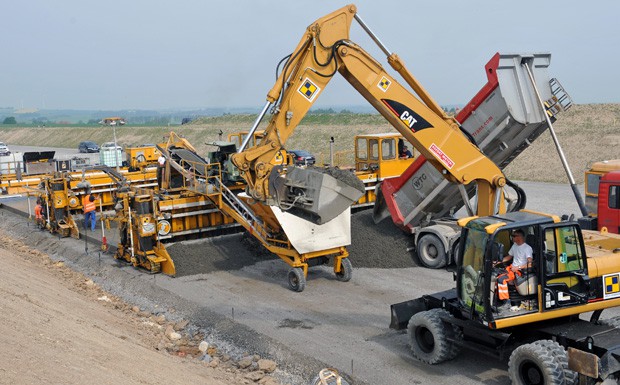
[251,4,620,383]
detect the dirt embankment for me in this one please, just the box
[503,103,620,184]
[0,230,287,385]
[2,103,616,184]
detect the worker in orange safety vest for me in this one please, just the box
[82,192,98,231]
[34,199,45,229]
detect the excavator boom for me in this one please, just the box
[232,4,508,224]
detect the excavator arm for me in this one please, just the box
[232,4,508,223]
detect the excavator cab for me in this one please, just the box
[456,211,591,326]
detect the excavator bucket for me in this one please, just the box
[270,166,365,225]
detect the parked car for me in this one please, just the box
[0,142,10,156]
[78,141,100,153]
[289,150,316,166]
[100,142,123,151]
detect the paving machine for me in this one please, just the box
[155,132,354,291]
[107,187,175,276]
[26,166,157,238]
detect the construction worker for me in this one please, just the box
[496,229,533,305]
[82,192,98,232]
[34,199,44,229]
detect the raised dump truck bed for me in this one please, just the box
[375,52,570,268]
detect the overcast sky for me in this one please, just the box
[2,0,619,110]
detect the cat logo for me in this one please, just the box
[378,76,391,92]
[298,78,320,102]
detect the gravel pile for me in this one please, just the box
[166,210,417,276]
[166,233,276,278]
[348,210,417,268]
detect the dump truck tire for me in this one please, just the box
[417,234,447,269]
[407,309,456,364]
[509,342,564,385]
[335,258,352,282]
[287,267,306,292]
[532,340,578,385]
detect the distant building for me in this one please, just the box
[99,117,126,126]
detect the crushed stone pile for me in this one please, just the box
[348,210,417,268]
[166,233,276,278]
[166,209,417,277]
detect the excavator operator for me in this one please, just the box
[496,229,533,307]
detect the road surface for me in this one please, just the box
[0,175,604,385]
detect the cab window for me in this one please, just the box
[381,138,396,160]
[585,173,601,196]
[369,139,379,160]
[544,226,584,274]
[610,186,619,209]
[356,138,367,160]
[460,228,487,311]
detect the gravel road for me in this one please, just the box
[0,180,608,385]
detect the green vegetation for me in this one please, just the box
[0,105,618,184]
[192,111,385,126]
[2,117,16,124]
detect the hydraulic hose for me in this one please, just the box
[506,178,527,212]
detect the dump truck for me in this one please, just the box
[373,52,573,269]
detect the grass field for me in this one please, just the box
[1,103,618,184]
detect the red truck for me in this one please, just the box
[580,160,620,234]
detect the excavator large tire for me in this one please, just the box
[407,308,458,364]
[508,342,565,385]
[532,340,578,385]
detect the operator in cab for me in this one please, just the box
[496,229,533,305]
[400,145,413,159]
